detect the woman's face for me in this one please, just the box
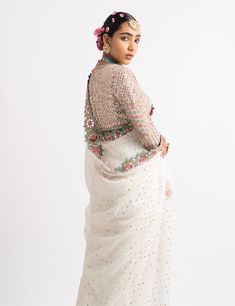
[103,21,141,65]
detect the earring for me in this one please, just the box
[103,43,111,54]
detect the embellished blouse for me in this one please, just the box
[83,61,162,172]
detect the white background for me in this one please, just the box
[0,0,235,305]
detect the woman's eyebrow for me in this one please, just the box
[119,32,141,37]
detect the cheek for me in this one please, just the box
[117,40,126,50]
[111,40,127,56]
[113,39,125,50]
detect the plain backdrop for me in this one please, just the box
[0,0,235,305]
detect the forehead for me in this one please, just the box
[117,21,141,36]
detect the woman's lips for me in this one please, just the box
[126,54,133,59]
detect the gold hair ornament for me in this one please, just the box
[128,19,140,31]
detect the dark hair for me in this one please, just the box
[95,11,138,51]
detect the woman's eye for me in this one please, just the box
[121,37,140,44]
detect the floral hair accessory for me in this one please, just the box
[94,24,111,50]
[93,27,104,36]
[96,36,103,50]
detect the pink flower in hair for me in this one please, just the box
[93,27,104,36]
[105,26,109,32]
[96,36,103,50]
[112,17,115,23]
[119,13,124,17]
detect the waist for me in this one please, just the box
[97,123,134,141]
[100,129,159,173]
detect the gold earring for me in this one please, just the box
[103,43,111,54]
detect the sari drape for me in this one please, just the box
[75,128,174,306]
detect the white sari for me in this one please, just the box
[75,126,174,306]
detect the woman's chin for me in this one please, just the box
[122,58,132,65]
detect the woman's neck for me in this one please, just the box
[101,54,120,64]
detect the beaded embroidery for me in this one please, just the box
[84,68,161,172]
[83,73,104,159]
[111,65,161,149]
[84,72,135,160]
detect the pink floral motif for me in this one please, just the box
[89,133,98,142]
[96,36,103,50]
[124,162,134,171]
[112,17,115,23]
[105,26,110,32]
[113,149,158,172]
[93,27,104,36]
[119,13,124,17]
[106,133,113,140]
[115,130,122,138]
[86,118,94,128]
[91,145,102,156]
[138,154,148,163]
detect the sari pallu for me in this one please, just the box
[76,128,174,306]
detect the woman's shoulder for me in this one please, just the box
[110,63,133,73]
[108,64,136,82]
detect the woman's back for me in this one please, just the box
[88,61,151,131]
[84,60,164,171]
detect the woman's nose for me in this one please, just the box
[128,43,135,51]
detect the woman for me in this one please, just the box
[76,11,174,306]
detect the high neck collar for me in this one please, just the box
[101,55,120,64]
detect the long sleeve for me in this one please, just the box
[112,65,161,151]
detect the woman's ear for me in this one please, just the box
[102,34,110,45]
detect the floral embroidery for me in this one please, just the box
[90,143,103,156]
[84,92,159,171]
[84,71,160,172]
[85,118,95,128]
[88,132,98,142]
[84,89,134,159]
[113,149,158,172]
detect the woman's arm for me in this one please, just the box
[112,65,162,151]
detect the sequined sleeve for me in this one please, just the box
[112,65,161,150]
